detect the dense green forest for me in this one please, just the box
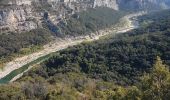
[35,10,170,85]
[0,29,51,57]
[0,10,170,99]
[0,29,52,65]
[0,57,170,100]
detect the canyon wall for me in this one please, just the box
[0,6,40,32]
[0,0,118,33]
[0,0,170,33]
[118,0,170,10]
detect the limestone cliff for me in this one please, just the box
[118,0,170,10]
[0,5,40,32]
[0,0,170,33]
[94,0,118,10]
[0,0,118,33]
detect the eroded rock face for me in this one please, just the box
[0,0,119,33]
[118,0,170,10]
[8,0,33,5]
[0,0,170,33]
[0,6,39,32]
[94,0,118,10]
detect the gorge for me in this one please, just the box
[0,0,170,100]
[0,0,169,83]
[0,0,169,33]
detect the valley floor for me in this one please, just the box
[0,12,145,83]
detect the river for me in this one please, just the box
[0,12,145,84]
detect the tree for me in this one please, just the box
[141,56,170,100]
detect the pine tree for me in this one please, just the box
[141,56,170,100]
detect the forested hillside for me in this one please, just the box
[36,10,170,85]
[1,57,170,100]
[0,10,170,100]
[0,29,52,65]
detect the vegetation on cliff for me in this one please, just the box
[56,7,126,36]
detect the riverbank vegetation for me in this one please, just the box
[0,29,51,67]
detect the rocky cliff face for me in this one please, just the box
[118,0,170,10]
[0,5,40,32]
[0,0,170,33]
[93,0,118,10]
[0,0,119,33]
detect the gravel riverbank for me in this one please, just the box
[0,12,146,83]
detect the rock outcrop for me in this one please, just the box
[94,0,118,10]
[118,0,170,10]
[0,0,170,33]
[0,5,40,32]
[0,0,119,33]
